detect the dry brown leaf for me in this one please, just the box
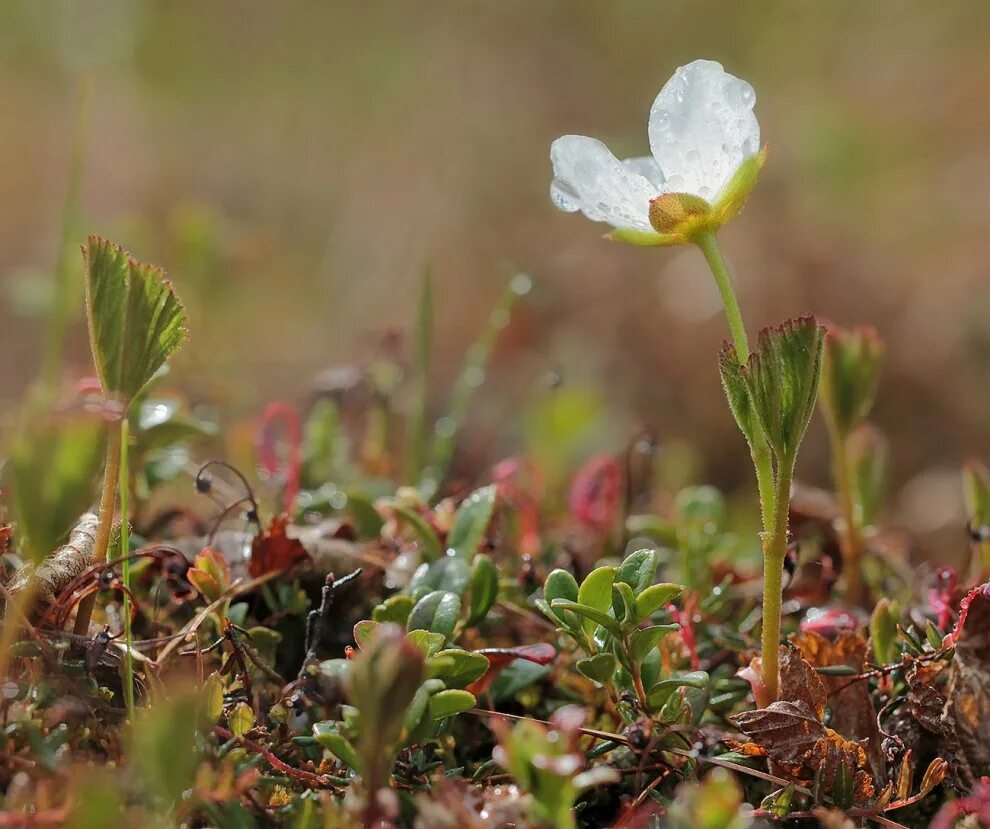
[791,628,883,778]
[780,645,827,720]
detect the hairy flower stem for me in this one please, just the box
[760,461,794,703]
[695,231,774,530]
[73,418,123,636]
[696,230,791,702]
[831,435,866,605]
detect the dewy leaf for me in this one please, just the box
[447,484,497,558]
[83,236,188,406]
[616,548,660,596]
[741,316,825,464]
[407,590,462,640]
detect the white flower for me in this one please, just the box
[549,59,765,245]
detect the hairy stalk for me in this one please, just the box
[695,231,774,530]
[760,461,794,702]
[73,417,123,635]
[119,419,135,716]
[831,435,866,605]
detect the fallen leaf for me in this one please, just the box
[250,513,309,578]
[779,645,827,720]
[732,700,825,767]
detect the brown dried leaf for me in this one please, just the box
[732,700,825,766]
[791,628,883,777]
[945,582,990,788]
[780,645,827,719]
[813,728,876,805]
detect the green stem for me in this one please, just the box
[119,419,135,717]
[695,231,774,531]
[760,459,794,703]
[831,433,866,605]
[73,418,123,635]
[696,231,749,360]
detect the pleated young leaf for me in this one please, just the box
[740,316,825,465]
[718,342,763,451]
[84,235,188,407]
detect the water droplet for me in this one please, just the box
[726,79,755,111]
[685,149,700,163]
[699,185,712,198]
[511,273,532,295]
[653,109,672,131]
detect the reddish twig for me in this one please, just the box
[213,726,342,792]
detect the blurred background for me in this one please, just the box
[2,0,989,550]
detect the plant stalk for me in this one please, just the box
[695,231,774,531]
[73,417,123,635]
[760,460,794,703]
[119,419,135,716]
[831,435,866,605]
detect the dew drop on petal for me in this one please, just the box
[653,109,672,131]
[551,179,581,212]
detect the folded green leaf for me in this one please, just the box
[313,721,360,770]
[466,554,499,626]
[741,316,826,465]
[630,624,679,662]
[616,548,659,596]
[819,324,884,439]
[83,236,188,406]
[718,342,763,451]
[407,590,461,640]
[576,653,618,685]
[576,566,617,636]
[635,583,684,619]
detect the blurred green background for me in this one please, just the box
[2,1,989,544]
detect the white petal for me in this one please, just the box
[622,156,665,189]
[550,135,659,232]
[647,59,760,200]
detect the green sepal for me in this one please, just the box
[712,146,768,226]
